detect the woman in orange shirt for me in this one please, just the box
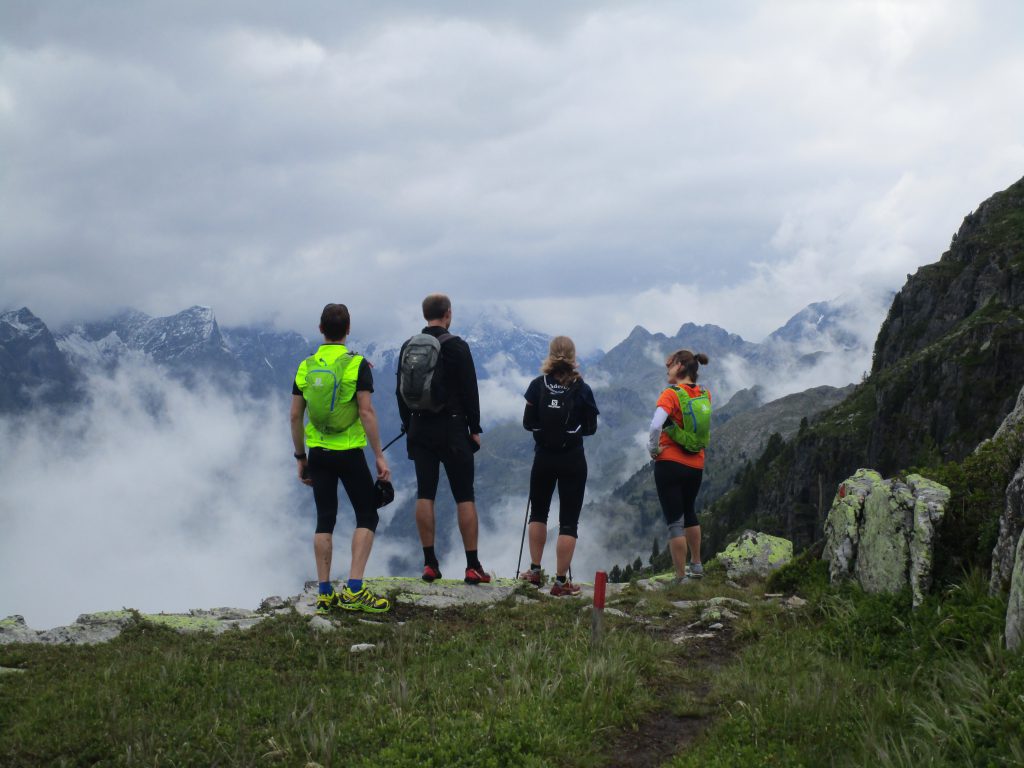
[647,349,710,581]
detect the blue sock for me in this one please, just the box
[347,578,363,593]
[319,581,333,596]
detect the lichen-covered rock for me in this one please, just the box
[717,530,793,579]
[823,470,949,607]
[2,575,621,646]
[1007,530,1024,651]
[823,469,881,582]
[991,457,1024,594]
[908,475,952,607]
[855,477,911,595]
[0,615,39,645]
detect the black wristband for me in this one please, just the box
[294,452,306,460]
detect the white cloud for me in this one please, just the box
[2,2,1023,354]
[477,352,533,427]
[0,363,341,629]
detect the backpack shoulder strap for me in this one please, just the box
[436,332,454,345]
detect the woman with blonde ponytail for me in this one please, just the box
[520,336,600,596]
[647,349,711,581]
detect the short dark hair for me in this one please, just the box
[422,293,451,321]
[319,303,351,340]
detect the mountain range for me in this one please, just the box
[0,294,873,573]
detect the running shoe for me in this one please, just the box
[518,569,543,586]
[686,563,704,579]
[464,566,492,584]
[422,564,442,582]
[340,586,391,614]
[549,580,581,597]
[315,591,341,615]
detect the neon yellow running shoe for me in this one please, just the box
[340,586,391,613]
[316,591,341,615]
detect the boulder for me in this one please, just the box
[823,469,950,607]
[991,456,1024,594]
[717,530,793,579]
[0,616,39,645]
[1007,530,1024,651]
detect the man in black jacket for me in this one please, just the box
[397,293,490,584]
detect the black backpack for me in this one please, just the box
[536,376,580,449]
[399,332,453,412]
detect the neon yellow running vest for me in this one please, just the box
[296,344,367,451]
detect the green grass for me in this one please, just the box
[0,600,668,767]
[670,570,1024,768]
[3,570,1022,767]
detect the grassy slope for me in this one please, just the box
[0,595,671,768]
[2,571,1023,767]
[673,562,1024,768]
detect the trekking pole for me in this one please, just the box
[381,427,406,453]
[515,499,531,580]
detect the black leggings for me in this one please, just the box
[308,447,379,534]
[528,449,588,538]
[654,461,703,535]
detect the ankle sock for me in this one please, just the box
[347,579,363,593]
[530,563,542,572]
[423,546,438,568]
[466,550,482,570]
[318,581,333,596]
[556,574,567,584]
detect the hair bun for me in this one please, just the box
[695,353,709,365]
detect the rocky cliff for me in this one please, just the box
[703,176,1024,558]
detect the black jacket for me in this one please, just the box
[396,325,482,434]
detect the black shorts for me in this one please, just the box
[654,460,703,529]
[308,447,379,534]
[408,413,475,503]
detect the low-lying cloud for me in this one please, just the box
[0,364,315,629]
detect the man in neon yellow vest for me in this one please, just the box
[290,303,392,614]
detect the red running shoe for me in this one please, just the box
[422,564,442,582]
[518,569,543,586]
[550,580,581,597]
[464,566,491,584]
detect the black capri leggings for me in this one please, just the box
[528,448,588,538]
[308,447,379,534]
[654,460,703,535]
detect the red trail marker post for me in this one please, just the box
[591,570,607,646]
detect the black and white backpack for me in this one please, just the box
[536,376,580,449]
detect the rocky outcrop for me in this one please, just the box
[0,577,619,646]
[989,385,1024,594]
[823,469,950,607]
[703,177,1024,559]
[1007,531,1024,651]
[0,608,264,645]
[716,530,793,579]
[991,457,1024,595]
[864,179,1024,470]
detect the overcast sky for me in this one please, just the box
[2,1,1023,351]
